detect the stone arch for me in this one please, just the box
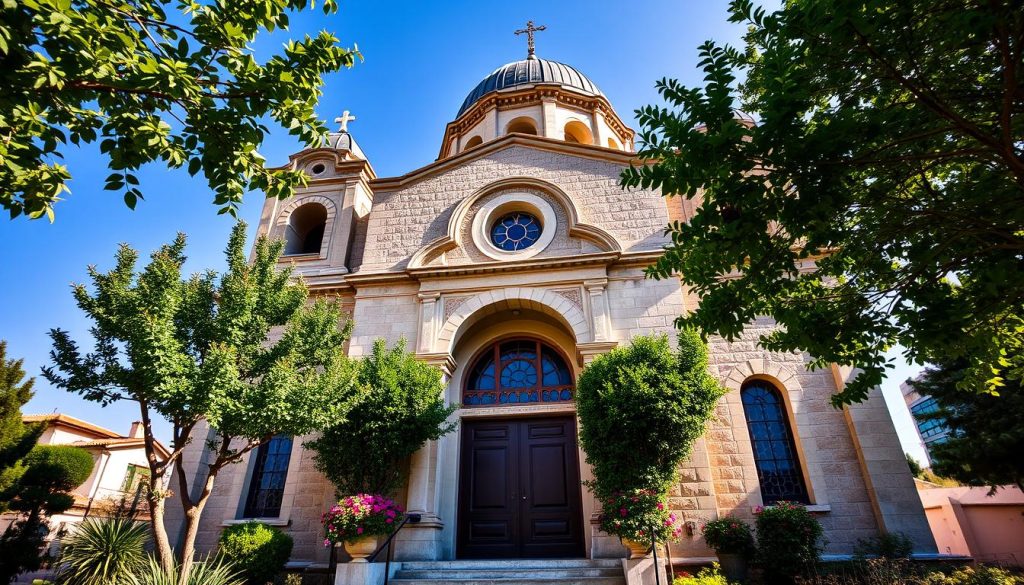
[722,359,803,393]
[563,120,594,145]
[505,116,539,136]
[408,177,620,269]
[436,287,590,354]
[462,135,483,151]
[276,195,338,259]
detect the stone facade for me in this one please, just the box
[168,56,935,571]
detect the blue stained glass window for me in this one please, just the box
[490,212,541,251]
[463,339,573,407]
[741,382,809,505]
[243,435,293,518]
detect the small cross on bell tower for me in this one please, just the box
[514,20,547,60]
[334,110,356,133]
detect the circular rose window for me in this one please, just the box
[490,212,541,251]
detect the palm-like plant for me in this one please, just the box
[57,517,148,585]
[132,555,244,585]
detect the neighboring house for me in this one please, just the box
[901,379,952,465]
[168,39,936,582]
[916,483,1024,566]
[6,414,169,533]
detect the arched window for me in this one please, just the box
[243,435,293,518]
[607,137,620,150]
[463,135,483,151]
[563,121,593,144]
[505,117,538,136]
[464,339,573,407]
[284,203,327,256]
[740,381,809,505]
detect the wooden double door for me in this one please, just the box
[457,416,585,559]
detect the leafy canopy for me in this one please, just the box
[910,360,1024,492]
[0,0,359,220]
[576,330,723,496]
[622,0,1024,405]
[43,221,361,580]
[307,338,457,497]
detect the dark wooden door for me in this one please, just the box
[457,416,584,559]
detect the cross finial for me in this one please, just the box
[514,20,547,59]
[334,110,356,133]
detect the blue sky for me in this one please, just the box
[1,0,928,462]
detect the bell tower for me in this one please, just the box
[255,113,375,279]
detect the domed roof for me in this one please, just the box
[457,57,604,117]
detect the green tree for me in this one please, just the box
[0,445,95,584]
[306,338,457,497]
[1,0,359,220]
[910,361,1024,492]
[0,341,43,513]
[576,330,724,496]
[622,0,1024,405]
[42,222,362,583]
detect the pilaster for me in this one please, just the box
[584,279,612,342]
[416,292,442,353]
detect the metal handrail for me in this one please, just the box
[368,513,421,585]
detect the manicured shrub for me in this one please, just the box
[854,531,914,560]
[577,331,724,495]
[673,564,732,585]
[57,517,149,585]
[754,501,823,583]
[921,566,1024,585]
[218,522,293,585]
[701,517,755,557]
[306,339,457,497]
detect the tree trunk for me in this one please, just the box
[176,463,223,585]
[149,486,175,575]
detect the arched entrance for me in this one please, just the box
[456,338,585,559]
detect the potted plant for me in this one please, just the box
[701,517,754,582]
[322,494,405,562]
[576,331,724,559]
[755,501,824,584]
[596,489,683,558]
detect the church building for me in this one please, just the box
[171,29,936,581]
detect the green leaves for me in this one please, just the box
[1,0,360,220]
[625,0,1024,405]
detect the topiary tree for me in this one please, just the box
[576,330,723,544]
[577,330,724,495]
[217,522,293,585]
[306,338,458,497]
[0,445,95,583]
[754,501,824,584]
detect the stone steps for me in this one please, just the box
[391,559,625,585]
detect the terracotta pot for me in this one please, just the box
[622,537,651,559]
[343,535,378,563]
[716,552,749,583]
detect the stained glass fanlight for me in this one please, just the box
[464,339,573,406]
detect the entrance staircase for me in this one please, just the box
[390,559,626,585]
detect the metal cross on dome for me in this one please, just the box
[514,20,546,58]
[334,110,356,133]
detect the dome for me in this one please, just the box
[457,57,604,117]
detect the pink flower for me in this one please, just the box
[619,508,628,517]
[323,539,330,547]
[357,526,364,535]
[386,518,393,524]
[656,503,664,511]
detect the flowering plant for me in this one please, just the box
[321,493,404,545]
[701,517,755,556]
[754,501,823,581]
[596,488,683,543]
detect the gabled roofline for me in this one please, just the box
[24,413,121,439]
[372,133,647,192]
